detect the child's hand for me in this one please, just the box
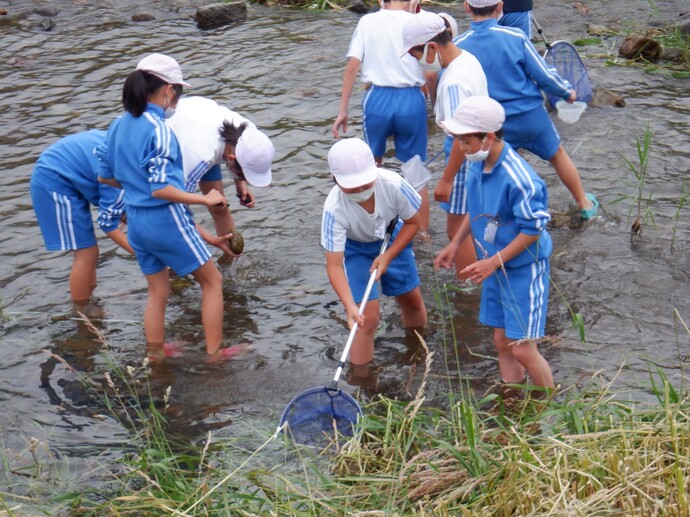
[434,178,453,203]
[460,256,499,284]
[346,304,364,330]
[205,232,238,257]
[434,244,458,270]
[371,255,391,280]
[204,189,226,207]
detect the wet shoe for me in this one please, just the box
[580,193,599,220]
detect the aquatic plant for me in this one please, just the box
[671,179,689,250]
[610,127,655,242]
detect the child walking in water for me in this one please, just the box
[434,96,555,389]
[97,53,237,359]
[321,138,427,369]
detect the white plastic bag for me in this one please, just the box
[400,154,432,190]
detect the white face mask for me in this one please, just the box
[416,44,442,73]
[465,138,490,162]
[163,92,176,119]
[344,184,375,203]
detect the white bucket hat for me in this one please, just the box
[440,96,505,135]
[235,127,274,188]
[328,138,379,189]
[136,53,191,87]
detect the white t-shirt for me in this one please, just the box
[347,9,425,88]
[321,168,421,252]
[435,50,488,126]
[166,96,253,192]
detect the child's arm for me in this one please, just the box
[105,228,135,255]
[332,57,361,138]
[326,250,364,330]
[152,185,226,207]
[460,233,539,283]
[195,223,234,256]
[371,213,420,280]
[434,213,472,270]
[522,39,572,101]
[434,139,465,203]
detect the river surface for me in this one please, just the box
[0,0,688,493]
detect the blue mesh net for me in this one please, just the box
[544,41,593,109]
[279,386,362,445]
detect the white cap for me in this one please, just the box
[235,127,274,187]
[401,11,447,57]
[440,96,505,135]
[136,53,190,87]
[328,138,379,189]
[438,12,459,39]
[466,0,501,8]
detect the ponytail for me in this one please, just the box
[122,70,168,117]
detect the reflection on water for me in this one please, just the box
[0,0,689,485]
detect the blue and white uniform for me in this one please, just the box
[321,168,422,303]
[97,103,211,277]
[347,8,427,162]
[435,50,488,215]
[31,130,125,251]
[166,96,253,192]
[454,19,572,160]
[466,142,552,340]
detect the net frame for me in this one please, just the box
[543,40,593,109]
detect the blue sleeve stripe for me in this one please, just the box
[447,84,460,118]
[144,112,172,184]
[322,211,336,251]
[185,161,208,193]
[400,179,421,210]
[503,150,550,228]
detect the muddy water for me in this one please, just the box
[0,0,688,484]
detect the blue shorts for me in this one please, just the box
[439,136,468,215]
[30,179,97,251]
[503,106,561,161]
[498,11,532,39]
[127,204,212,277]
[362,85,428,163]
[344,233,420,304]
[479,259,550,340]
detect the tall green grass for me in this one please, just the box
[1,305,689,515]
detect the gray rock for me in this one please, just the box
[34,7,58,17]
[38,18,55,31]
[590,87,625,108]
[679,14,690,35]
[194,2,247,30]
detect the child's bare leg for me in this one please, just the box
[494,328,526,383]
[70,246,99,303]
[144,268,170,345]
[549,145,590,210]
[349,300,380,365]
[510,338,555,389]
[191,260,224,355]
[395,287,427,329]
[447,213,476,280]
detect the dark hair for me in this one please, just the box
[122,70,168,117]
[429,26,452,46]
[467,2,501,17]
[459,128,505,140]
[219,120,249,177]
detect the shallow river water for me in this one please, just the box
[0,0,688,493]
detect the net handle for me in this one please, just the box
[330,217,399,389]
[531,14,551,49]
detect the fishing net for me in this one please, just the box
[543,40,593,109]
[278,386,362,445]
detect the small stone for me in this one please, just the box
[34,7,58,17]
[590,87,625,108]
[132,13,155,22]
[228,230,244,255]
[38,18,56,31]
